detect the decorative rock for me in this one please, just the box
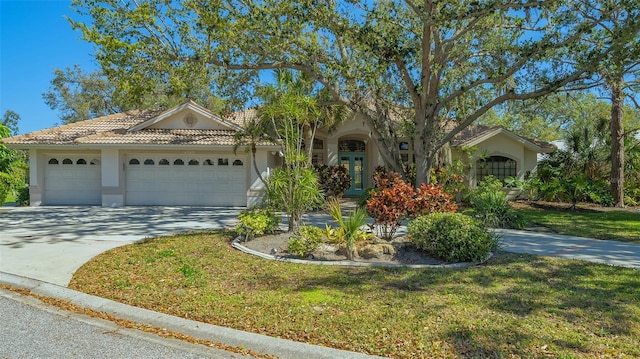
[358,243,396,259]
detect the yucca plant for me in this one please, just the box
[327,199,368,260]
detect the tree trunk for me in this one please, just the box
[610,90,624,206]
[610,79,625,208]
[304,126,314,167]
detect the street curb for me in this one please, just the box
[0,272,385,359]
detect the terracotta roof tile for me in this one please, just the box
[2,110,162,145]
[1,107,274,147]
[225,108,259,128]
[79,128,244,146]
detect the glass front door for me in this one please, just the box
[340,154,366,196]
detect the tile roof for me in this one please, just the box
[1,101,553,151]
[1,108,273,147]
[226,108,260,128]
[452,125,556,151]
[2,110,161,145]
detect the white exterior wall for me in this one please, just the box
[247,149,270,207]
[523,149,538,177]
[29,149,42,206]
[101,148,123,207]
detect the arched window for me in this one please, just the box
[90,159,100,165]
[76,159,87,165]
[159,159,170,165]
[218,158,229,166]
[476,156,516,183]
[339,139,366,152]
[188,159,199,165]
[48,158,59,165]
[232,159,243,166]
[174,159,184,165]
[62,158,73,165]
[144,159,155,165]
[203,159,214,166]
[129,158,140,165]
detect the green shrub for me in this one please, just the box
[0,173,10,205]
[466,176,523,228]
[316,165,351,199]
[408,213,498,263]
[236,208,280,241]
[287,225,324,257]
[16,185,29,206]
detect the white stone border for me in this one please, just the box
[232,237,493,269]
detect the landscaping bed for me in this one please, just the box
[241,232,448,265]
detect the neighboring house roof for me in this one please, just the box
[453,125,556,153]
[226,108,259,128]
[2,100,274,148]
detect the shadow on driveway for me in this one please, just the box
[0,206,244,286]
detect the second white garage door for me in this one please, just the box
[125,154,247,206]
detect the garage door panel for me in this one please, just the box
[45,156,101,205]
[125,155,247,206]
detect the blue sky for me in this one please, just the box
[1,0,96,134]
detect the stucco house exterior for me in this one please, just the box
[2,100,555,207]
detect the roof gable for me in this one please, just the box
[453,126,555,153]
[130,100,242,132]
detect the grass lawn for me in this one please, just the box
[514,205,640,243]
[70,231,640,359]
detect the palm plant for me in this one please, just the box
[327,199,368,260]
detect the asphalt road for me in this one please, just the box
[0,289,250,359]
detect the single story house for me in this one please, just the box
[2,100,555,207]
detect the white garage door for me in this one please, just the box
[125,154,247,206]
[44,156,102,205]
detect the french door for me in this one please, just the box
[340,154,366,196]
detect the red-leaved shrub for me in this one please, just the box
[366,171,457,240]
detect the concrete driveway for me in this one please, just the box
[0,206,243,286]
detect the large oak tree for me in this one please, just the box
[70,0,639,185]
